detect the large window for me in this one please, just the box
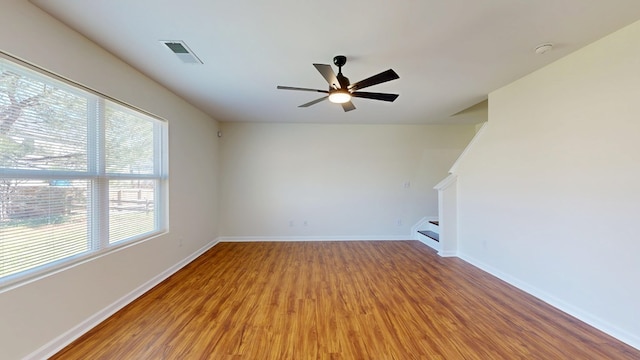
[0,54,168,288]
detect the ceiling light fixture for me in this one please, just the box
[328,89,352,104]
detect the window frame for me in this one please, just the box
[0,51,169,290]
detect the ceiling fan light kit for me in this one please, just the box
[328,90,351,104]
[277,55,399,112]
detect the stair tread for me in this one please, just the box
[429,220,439,226]
[417,230,439,242]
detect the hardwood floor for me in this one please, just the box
[51,241,639,359]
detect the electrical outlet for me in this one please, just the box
[303,220,308,227]
[178,237,183,247]
[289,220,295,227]
[396,219,402,226]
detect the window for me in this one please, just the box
[0,53,168,288]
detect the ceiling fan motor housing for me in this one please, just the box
[336,73,350,89]
[333,55,347,67]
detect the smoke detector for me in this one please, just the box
[160,40,203,64]
[534,43,554,55]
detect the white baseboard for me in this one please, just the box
[416,235,440,252]
[26,239,220,360]
[437,250,457,257]
[457,252,640,351]
[217,235,411,242]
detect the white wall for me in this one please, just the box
[0,1,220,359]
[454,20,640,348]
[219,122,475,239]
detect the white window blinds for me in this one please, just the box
[0,53,167,287]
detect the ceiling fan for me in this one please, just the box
[277,55,399,112]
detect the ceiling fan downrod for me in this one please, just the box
[333,55,349,89]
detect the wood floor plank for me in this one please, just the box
[51,241,640,359]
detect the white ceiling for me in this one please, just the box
[31,0,640,124]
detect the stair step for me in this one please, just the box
[429,220,439,226]
[418,230,439,242]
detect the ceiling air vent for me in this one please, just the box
[160,40,203,64]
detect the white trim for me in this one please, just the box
[412,217,441,252]
[449,121,487,174]
[434,174,457,191]
[411,217,428,240]
[434,174,459,258]
[217,235,411,242]
[416,234,440,252]
[410,216,438,240]
[25,238,220,360]
[438,250,458,257]
[457,252,640,351]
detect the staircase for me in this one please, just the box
[417,220,439,242]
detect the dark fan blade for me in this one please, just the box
[351,91,399,102]
[277,86,328,93]
[313,64,340,88]
[299,96,328,108]
[341,101,356,112]
[348,69,399,91]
